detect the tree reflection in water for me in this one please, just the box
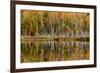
[21,40,89,63]
[21,10,90,63]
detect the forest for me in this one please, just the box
[21,10,89,37]
[21,10,90,63]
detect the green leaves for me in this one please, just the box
[21,10,90,62]
[21,10,89,37]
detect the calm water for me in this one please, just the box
[21,39,89,63]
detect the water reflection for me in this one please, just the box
[21,40,89,63]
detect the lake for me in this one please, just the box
[21,38,89,63]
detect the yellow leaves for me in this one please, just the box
[21,10,90,62]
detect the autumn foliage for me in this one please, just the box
[21,10,90,63]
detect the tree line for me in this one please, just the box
[21,10,89,37]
